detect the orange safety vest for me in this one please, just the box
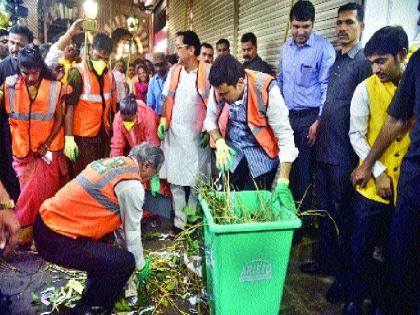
[40,156,140,240]
[216,69,279,158]
[73,62,113,137]
[163,61,210,127]
[4,75,64,158]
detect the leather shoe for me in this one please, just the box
[299,261,330,276]
[342,301,362,315]
[325,280,346,303]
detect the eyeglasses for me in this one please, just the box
[175,44,188,50]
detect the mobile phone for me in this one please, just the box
[83,20,97,32]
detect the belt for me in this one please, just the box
[289,108,320,117]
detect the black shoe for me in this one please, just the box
[342,301,362,315]
[299,262,329,276]
[325,280,345,303]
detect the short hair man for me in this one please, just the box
[146,52,168,115]
[34,143,163,313]
[277,0,335,215]
[241,32,273,75]
[158,30,211,230]
[65,32,117,175]
[216,38,230,56]
[345,26,410,315]
[205,54,298,212]
[351,5,420,313]
[0,25,33,205]
[199,42,214,64]
[312,2,372,298]
[0,29,8,61]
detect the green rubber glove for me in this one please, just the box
[215,138,236,172]
[199,132,210,147]
[150,175,160,197]
[157,117,167,140]
[136,257,153,287]
[64,135,79,161]
[274,182,296,214]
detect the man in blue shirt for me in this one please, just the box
[277,0,335,214]
[146,52,168,115]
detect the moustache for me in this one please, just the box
[338,32,348,37]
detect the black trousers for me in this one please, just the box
[33,214,135,310]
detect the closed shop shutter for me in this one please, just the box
[237,0,291,73]
[191,0,235,53]
[167,0,189,53]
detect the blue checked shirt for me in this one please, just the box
[146,72,167,115]
[227,80,280,178]
[277,32,335,115]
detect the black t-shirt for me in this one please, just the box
[0,56,19,86]
[388,49,420,158]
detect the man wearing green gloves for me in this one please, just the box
[64,33,117,175]
[204,54,298,212]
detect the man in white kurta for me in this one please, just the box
[159,31,211,230]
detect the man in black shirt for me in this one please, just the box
[303,5,371,302]
[352,48,420,315]
[0,25,33,203]
[241,32,274,76]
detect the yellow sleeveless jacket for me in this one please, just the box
[356,75,411,205]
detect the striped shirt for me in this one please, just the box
[227,81,279,178]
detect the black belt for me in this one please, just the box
[289,108,320,117]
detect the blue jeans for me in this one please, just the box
[348,193,392,304]
[383,157,420,315]
[316,162,354,280]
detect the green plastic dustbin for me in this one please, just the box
[199,190,301,315]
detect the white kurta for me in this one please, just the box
[160,64,211,186]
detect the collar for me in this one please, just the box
[157,71,168,81]
[87,59,109,75]
[346,42,363,59]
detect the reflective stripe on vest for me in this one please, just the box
[75,165,139,217]
[79,62,112,102]
[7,81,58,121]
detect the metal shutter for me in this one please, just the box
[167,0,189,53]
[191,0,235,53]
[24,0,39,39]
[237,0,290,71]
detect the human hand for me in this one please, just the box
[150,175,160,197]
[307,119,320,147]
[215,138,236,172]
[375,171,393,200]
[157,118,167,140]
[199,132,210,147]
[273,182,296,214]
[0,209,20,255]
[64,136,79,161]
[351,163,372,188]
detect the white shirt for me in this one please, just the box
[45,43,64,69]
[112,70,127,103]
[114,180,145,270]
[349,81,387,178]
[204,83,299,163]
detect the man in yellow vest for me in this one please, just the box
[344,26,410,315]
[158,31,211,231]
[64,32,117,175]
[204,54,299,214]
[34,143,162,314]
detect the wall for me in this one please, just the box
[362,0,419,44]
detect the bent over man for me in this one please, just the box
[34,143,163,314]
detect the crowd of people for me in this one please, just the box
[0,0,419,314]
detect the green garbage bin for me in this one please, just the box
[199,190,301,315]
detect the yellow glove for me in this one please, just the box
[158,117,167,140]
[64,136,79,161]
[215,138,236,172]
